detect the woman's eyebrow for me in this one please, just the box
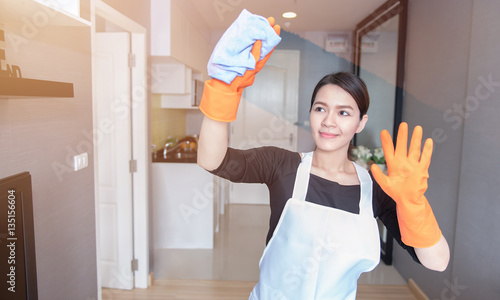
[312,101,328,106]
[336,104,354,110]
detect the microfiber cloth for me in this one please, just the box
[207,9,282,84]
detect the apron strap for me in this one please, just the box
[291,151,313,201]
[352,162,374,217]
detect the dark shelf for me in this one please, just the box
[0,77,74,98]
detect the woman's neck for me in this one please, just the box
[312,147,351,172]
[311,146,359,185]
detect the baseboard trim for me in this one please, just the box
[408,278,430,300]
[148,272,154,287]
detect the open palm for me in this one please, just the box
[371,122,433,207]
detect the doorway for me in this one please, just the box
[92,0,149,294]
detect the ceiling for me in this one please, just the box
[189,0,387,32]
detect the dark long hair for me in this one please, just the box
[309,72,370,159]
[309,72,370,118]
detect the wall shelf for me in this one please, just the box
[0,77,74,98]
[1,0,80,98]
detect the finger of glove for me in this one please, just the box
[273,24,281,36]
[241,41,262,87]
[380,129,395,166]
[250,40,263,62]
[254,24,280,73]
[266,16,281,35]
[237,47,274,92]
[420,138,433,170]
[253,17,279,66]
[371,163,390,191]
[395,122,408,157]
[231,40,262,89]
[408,125,423,162]
[255,45,275,72]
[234,21,280,90]
[267,17,275,27]
[252,19,280,74]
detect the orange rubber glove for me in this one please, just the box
[371,122,442,248]
[199,17,281,122]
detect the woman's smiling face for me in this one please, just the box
[309,84,368,154]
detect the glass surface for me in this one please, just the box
[357,15,399,149]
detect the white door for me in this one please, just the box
[95,32,134,290]
[129,32,149,289]
[229,50,300,205]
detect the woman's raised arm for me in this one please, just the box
[196,16,280,171]
[197,116,228,171]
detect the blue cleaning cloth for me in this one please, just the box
[207,9,282,84]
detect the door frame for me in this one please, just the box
[91,0,149,296]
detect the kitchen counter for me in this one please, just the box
[152,161,214,249]
[153,136,198,163]
[152,149,197,163]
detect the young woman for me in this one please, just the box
[198,17,449,300]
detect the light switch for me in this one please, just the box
[74,152,88,171]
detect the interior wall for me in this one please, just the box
[452,0,500,298]
[0,5,96,300]
[394,0,500,298]
[151,95,187,148]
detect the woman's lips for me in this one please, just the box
[319,132,338,139]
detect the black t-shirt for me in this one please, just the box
[210,146,419,263]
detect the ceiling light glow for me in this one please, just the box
[282,12,297,19]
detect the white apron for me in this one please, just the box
[249,152,380,300]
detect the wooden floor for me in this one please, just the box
[102,279,417,300]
